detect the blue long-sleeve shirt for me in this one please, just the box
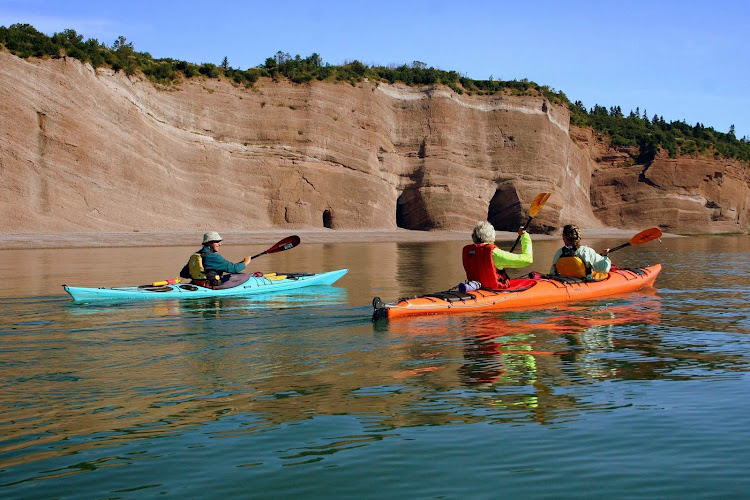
[199,248,247,274]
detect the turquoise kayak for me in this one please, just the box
[63,269,348,302]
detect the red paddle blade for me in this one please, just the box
[629,227,662,246]
[266,235,301,254]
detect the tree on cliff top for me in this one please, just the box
[1,23,748,163]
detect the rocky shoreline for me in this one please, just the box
[0,228,680,250]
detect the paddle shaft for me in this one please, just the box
[607,242,631,253]
[509,216,532,253]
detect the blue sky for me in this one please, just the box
[2,0,749,139]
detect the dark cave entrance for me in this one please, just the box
[396,189,431,230]
[487,185,522,231]
[323,209,333,229]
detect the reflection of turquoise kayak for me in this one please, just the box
[63,269,348,302]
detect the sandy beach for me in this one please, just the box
[0,227,678,250]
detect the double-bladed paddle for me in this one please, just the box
[607,227,662,254]
[509,192,551,252]
[251,235,301,259]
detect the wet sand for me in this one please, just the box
[0,228,677,250]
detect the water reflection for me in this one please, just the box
[6,283,748,473]
[394,241,467,298]
[1,236,750,490]
[379,291,664,424]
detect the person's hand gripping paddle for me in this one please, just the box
[509,193,551,252]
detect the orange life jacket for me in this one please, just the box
[555,256,588,278]
[462,243,510,290]
[555,247,608,281]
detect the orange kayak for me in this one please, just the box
[372,264,662,321]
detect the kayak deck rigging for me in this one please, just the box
[372,265,661,321]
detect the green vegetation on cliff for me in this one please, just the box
[2,23,748,163]
[569,102,749,163]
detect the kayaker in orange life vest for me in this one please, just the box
[550,224,611,280]
[462,221,533,290]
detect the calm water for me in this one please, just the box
[1,235,749,498]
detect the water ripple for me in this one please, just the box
[2,240,750,497]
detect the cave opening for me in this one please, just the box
[487,186,521,231]
[323,209,333,228]
[396,189,431,230]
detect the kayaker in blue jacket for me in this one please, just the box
[550,225,611,280]
[181,232,251,286]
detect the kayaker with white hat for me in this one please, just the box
[462,221,533,290]
[180,232,252,287]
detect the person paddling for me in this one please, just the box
[180,232,251,287]
[462,221,533,290]
[549,225,610,280]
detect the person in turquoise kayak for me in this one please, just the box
[180,232,251,287]
[462,221,533,290]
[549,224,611,280]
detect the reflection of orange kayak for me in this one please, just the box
[373,264,662,321]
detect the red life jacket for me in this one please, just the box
[462,243,510,290]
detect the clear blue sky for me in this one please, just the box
[2,0,749,139]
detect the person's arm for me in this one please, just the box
[203,252,247,273]
[492,233,533,269]
[581,246,611,274]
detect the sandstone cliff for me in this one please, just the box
[1,51,747,235]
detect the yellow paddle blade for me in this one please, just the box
[509,192,551,253]
[528,192,551,217]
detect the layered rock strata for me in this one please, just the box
[1,51,747,235]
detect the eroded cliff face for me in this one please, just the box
[571,126,750,234]
[1,51,747,235]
